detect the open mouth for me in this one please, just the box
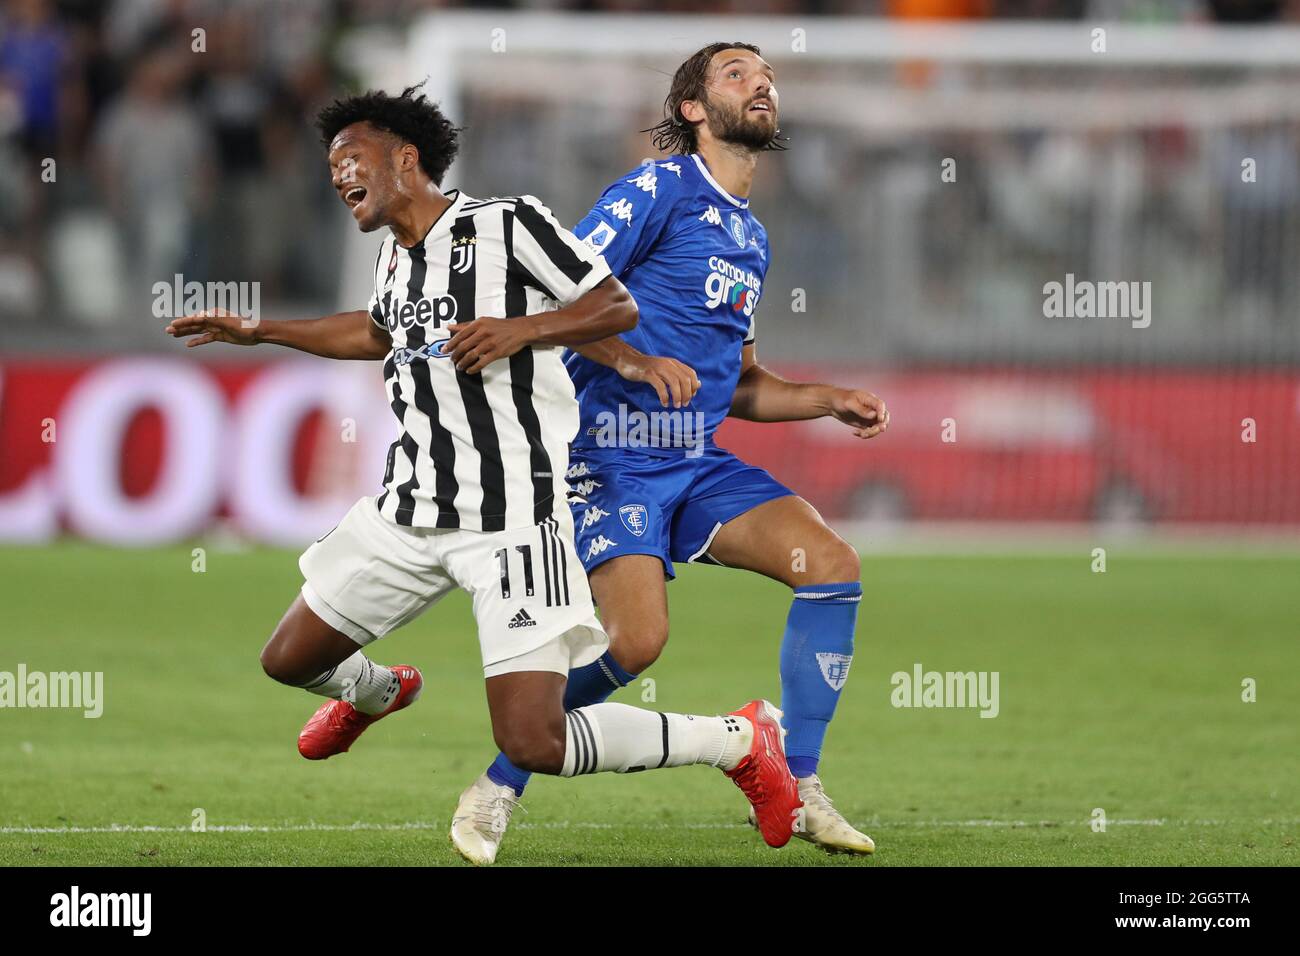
[748,100,773,113]
[343,186,367,208]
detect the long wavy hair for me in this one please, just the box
[646,42,788,155]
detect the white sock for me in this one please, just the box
[560,703,753,776]
[301,652,399,715]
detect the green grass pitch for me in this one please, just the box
[0,543,1296,866]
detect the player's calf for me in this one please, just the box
[259,594,424,759]
[473,546,682,803]
[705,497,864,781]
[259,594,362,686]
[483,671,801,842]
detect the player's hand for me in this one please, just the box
[164,309,260,347]
[829,388,889,439]
[445,317,533,374]
[619,354,701,408]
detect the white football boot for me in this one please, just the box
[749,773,875,855]
[450,773,521,865]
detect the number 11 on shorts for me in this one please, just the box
[494,546,535,599]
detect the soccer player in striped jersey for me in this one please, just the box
[164,85,801,860]
[456,44,889,860]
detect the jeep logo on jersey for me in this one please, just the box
[619,504,649,537]
[704,256,762,317]
[729,211,746,249]
[388,294,458,334]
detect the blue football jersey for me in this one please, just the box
[566,154,769,453]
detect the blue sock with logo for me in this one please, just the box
[779,582,862,779]
[485,650,638,796]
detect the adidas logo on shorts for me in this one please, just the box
[507,609,537,629]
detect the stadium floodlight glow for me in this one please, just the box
[406,11,1300,71]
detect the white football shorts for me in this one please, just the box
[298,495,608,677]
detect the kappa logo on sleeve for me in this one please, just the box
[625,169,658,197]
[603,198,634,224]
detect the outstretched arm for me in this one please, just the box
[729,344,889,439]
[165,308,392,361]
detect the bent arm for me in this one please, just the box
[524,275,637,348]
[729,344,889,439]
[444,276,639,375]
[570,333,649,381]
[729,344,836,422]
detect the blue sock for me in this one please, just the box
[779,582,862,779]
[485,650,637,796]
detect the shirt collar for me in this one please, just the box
[690,154,748,209]
[405,189,464,250]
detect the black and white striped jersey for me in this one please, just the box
[367,189,612,532]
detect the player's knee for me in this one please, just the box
[807,536,861,585]
[609,624,667,675]
[498,730,566,776]
[826,539,862,584]
[259,638,312,687]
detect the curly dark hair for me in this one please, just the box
[647,42,787,155]
[316,83,461,185]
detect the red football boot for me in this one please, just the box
[297,665,423,760]
[724,699,803,848]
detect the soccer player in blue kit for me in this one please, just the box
[450,42,889,863]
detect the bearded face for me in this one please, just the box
[698,88,779,151]
[687,49,780,152]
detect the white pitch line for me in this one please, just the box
[3,818,1296,836]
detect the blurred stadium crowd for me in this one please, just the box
[0,0,1297,355]
[1,0,1298,536]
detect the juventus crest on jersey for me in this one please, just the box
[367,190,612,532]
